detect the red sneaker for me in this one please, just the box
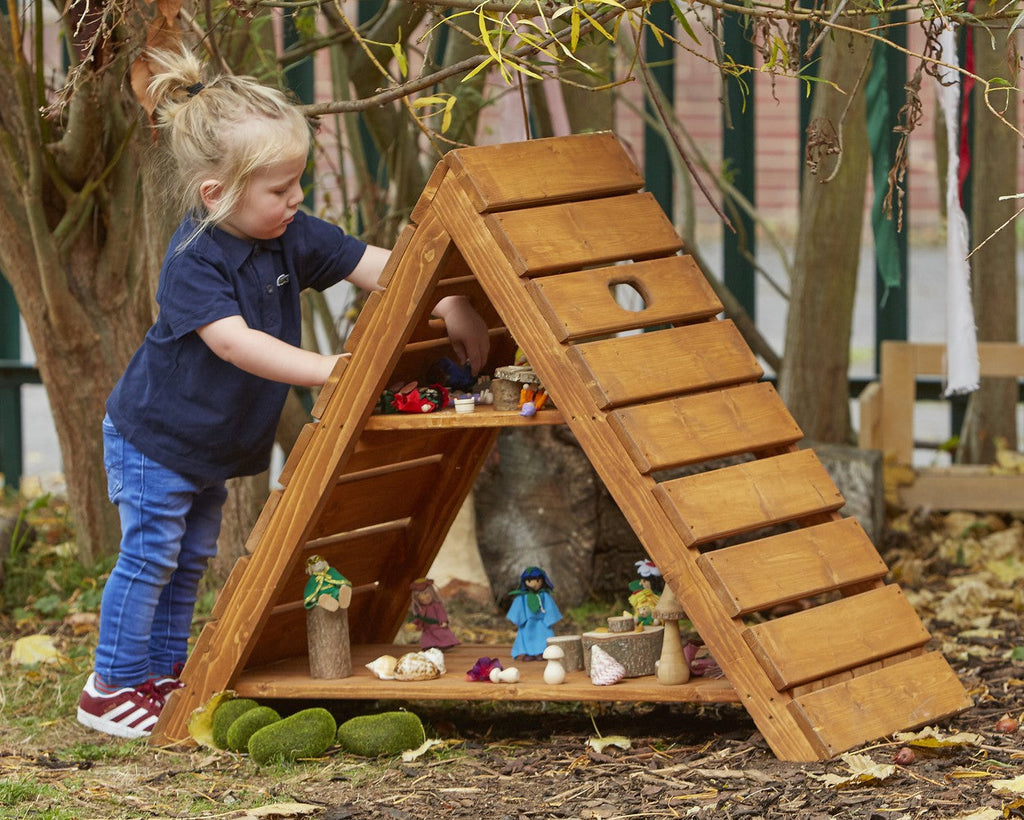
[154,662,185,698]
[77,673,165,739]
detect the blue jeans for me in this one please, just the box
[95,416,228,686]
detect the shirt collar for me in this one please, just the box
[205,222,282,270]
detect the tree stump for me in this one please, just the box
[307,607,352,679]
[581,626,662,677]
[547,635,584,672]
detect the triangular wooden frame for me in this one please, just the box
[152,133,971,761]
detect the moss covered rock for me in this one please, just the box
[211,698,260,750]
[335,710,425,757]
[224,705,281,753]
[248,707,337,765]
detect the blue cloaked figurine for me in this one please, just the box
[506,566,561,660]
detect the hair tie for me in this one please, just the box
[185,81,205,97]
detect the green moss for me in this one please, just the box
[335,710,425,757]
[225,705,281,753]
[248,707,337,765]
[211,698,259,750]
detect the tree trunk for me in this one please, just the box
[0,51,171,563]
[473,426,599,608]
[957,11,1019,464]
[778,22,872,443]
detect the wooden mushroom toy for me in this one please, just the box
[542,644,566,684]
[653,583,690,685]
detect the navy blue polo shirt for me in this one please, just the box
[106,211,367,481]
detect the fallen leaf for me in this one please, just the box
[810,752,896,788]
[401,738,445,762]
[187,690,237,749]
[10,634,63,666]
[991,774,1024,796]
[893,726,984,749]
[586,735,631,753]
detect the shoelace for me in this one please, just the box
[136,679,166,706]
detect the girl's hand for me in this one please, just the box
[433,296,490,374]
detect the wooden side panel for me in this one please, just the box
[529,256,722,342]
[448,132,643,213]
[243,490,282,554]
[344,290,384,354]
[487,193,683,276]
[278,423,317,487]
[654,449,845,547]
[697,518,888,617]
[570,321,762,408]
[311,355,349,420]
[789,652,974,759]
[410,159,449,224]
[609,382,803,473]
[742,585,931,689]
[211,555,250,620]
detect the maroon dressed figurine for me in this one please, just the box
[408,578,460,650]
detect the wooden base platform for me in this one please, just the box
[231,644,740,705]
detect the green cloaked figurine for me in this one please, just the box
[304,555,353,612]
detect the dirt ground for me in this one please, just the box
[2,508,1023,819]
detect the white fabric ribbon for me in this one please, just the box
[935,25,979,396]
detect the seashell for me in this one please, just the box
[422,647,446,675]
[393,650,444,681]
[366,654,398,680]
[589,645,625,686]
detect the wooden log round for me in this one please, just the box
[307,607,352,679]
[607,615,635,633]
[581,626,662,677]
[547,635,584,672]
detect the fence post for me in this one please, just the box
[0,276,23,490]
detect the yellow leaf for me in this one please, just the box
[992,774,1024,795]
[587,735,632,753]
[187,690,236,749]
[10,634,63,666]
[894,726,983,748]
[411,96,445,108]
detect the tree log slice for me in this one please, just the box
[581,626,662,677]
[307,607,352,679]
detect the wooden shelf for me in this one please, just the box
[232,643,739,705]
[364,406,564,430]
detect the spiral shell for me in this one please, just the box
[589,645,625,686]
[393,648,445,681]
[365,654,398,680]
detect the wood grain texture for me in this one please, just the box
[789,652,974,758]
[487,193,683,276]
[742,584,931,689]
[447,131,643,213]
[530,256,722,342]
[568,320,762,408]
[608,382,803,473]
[654,449,845,546]
[697,518,888,617]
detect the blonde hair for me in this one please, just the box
[145,48,311,239]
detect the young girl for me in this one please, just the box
[77,48,489,739]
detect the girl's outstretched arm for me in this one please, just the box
[346,244,490,374]
[197,315,341,386]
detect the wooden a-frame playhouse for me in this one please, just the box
[151,133,971,761]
